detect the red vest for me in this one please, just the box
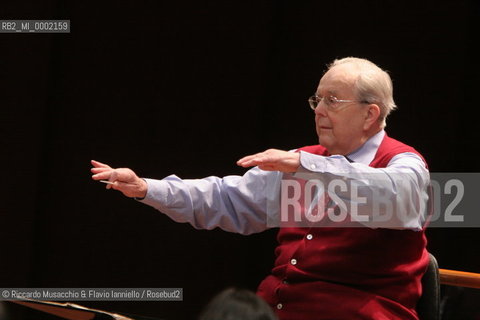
[257,134,429,320]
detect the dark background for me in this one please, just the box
[1,1,479,319]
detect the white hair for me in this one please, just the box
[329,57,397,128]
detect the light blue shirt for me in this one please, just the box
[139,130,430,234]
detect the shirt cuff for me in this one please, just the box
[135,178,169,208]
[297,151,327,173]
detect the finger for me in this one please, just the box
[111,181,126,190]
[95,168,135,184]
[91,160,112,169]
[239,160,269,168]
[236,155,254,166]
[92,171,113,181]
[238,158,259,167]
[110,181,132,194]
[243,154,274,167]
[237,153,267,166]
[91,167,111,173]
[108,170,118,183]
[237,158,257,167]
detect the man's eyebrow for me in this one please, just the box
[316,89,337,96]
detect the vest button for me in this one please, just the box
[290,258,297,265]
[282,279,289,284]
[306,234,313,240]
[277,303,283,310]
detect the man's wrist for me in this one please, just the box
[134,178,148,200]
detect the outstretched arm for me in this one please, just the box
[237,148,430,230]
[90,160,280,235]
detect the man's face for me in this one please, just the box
[314,65,371,155]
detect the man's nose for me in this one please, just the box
[314,101,327,117]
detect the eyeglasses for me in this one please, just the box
[308,95,368,111]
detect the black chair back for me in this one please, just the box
[416,253,441,320]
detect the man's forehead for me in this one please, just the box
[317,65,358,94]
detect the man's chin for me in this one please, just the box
[317,132,328,143]
[317,136,330,149]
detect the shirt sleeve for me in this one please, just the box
[137,167,283,235]
[293,151,430,230]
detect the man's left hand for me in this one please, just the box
[237,149,300,172]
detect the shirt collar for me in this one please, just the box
[346,130,385,165]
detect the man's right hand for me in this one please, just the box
[90,160,148,199]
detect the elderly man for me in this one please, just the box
[91,57,430,320]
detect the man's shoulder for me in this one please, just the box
[375,133,427,167]
[381,134,422,155]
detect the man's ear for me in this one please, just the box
[363,104,381,130]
